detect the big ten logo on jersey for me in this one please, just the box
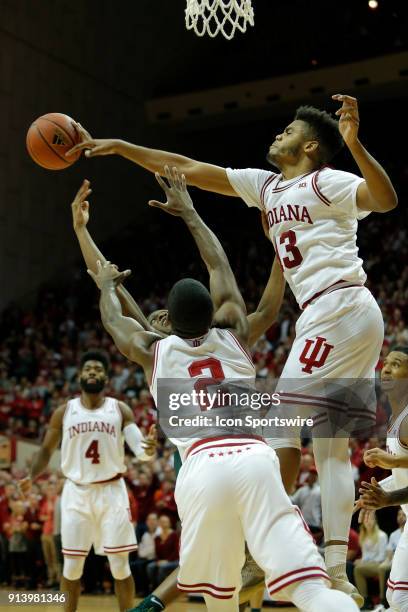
[299,336,334,374]
[188,357,234,411]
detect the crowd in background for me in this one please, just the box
[0,162,407,602]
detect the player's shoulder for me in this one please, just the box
[315,165,361,184]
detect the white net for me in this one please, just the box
[185,0,254,40]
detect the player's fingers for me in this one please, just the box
[154,172,170,192]
[87,269,96,280]
[148,199,168,210]
[148,424,157,437]
[172,166,181,189]
[371,477,379,486]
[181,173,186,191]
[66,141,95,156]
[85,144,106,157]
[76,122,93,140]
[164,165,174,186]
[332,94,357,103]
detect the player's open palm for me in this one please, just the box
[142,424,158,456]
[67,121,119,158]
[149,165,194,217]
[88,260,131,289]
[71,179,92,230]
[332,94,360,147]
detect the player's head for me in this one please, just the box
[381,346,408,397]
[148,309,172,335]
[167,278,213,338]
[267,105,344,169]
[79,350,110,394]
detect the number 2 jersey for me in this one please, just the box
[61,397,126,484]
[150,328,256,461]
[227,166,370,309]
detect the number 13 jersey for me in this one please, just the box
[227,166,369,309]
[61,397,126,484]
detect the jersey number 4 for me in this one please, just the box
[279,230,303,269]
[85,440,101,464]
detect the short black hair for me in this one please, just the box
[390,346,408,357]
[167,278,213,338]
[295,105,344,165]
[80,350,110,373]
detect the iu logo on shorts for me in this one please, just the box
[299,336,334,374]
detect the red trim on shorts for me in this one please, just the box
[91,473,124,485]
[178,587,233,599]
[301,281,363,310]
[225,330,255,368]
[104,544,137,550]
[62,547,88,553]
[269,572,331,595]
[185,435,265,459]
[190,441,263,458]
[178,581,235,591]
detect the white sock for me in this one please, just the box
[290,578,359,612]
[325,544,348,572]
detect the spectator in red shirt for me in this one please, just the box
[153,479,178,527]
[146,515,179,589]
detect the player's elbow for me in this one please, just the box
[376,192,398,212]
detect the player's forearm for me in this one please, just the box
[115,141,195,179]
[30,448,51,480]
[387,487,408,506]
[247,258,285,345]
[348,140,398,211]
[75,226,106,272]
[117,285,152,331]
[100,282,144,352]
[389,454,408,469]
[182,209,229,273]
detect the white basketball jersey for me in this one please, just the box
[387,405,408,516]
[227,166,369,309]
[61,397,126,484]
[150,328,256,460]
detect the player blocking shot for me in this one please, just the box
[68,94,398,605]
[87,168,359,612]
[18,351,157,612]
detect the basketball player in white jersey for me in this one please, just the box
[355,346,408,611]
[18,350,157,612]
[70,176,283,612]
[68,94,397,603]
[87,167,359,612]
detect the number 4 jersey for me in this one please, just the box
[61,397,126,484]
[226,166,369,309]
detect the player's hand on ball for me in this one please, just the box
[142,424,158,457]
[67,122,120,158]
[363,447,396,469]
[88,260,131,289]
[149,166,195,217]
[358,477,391,510]
[72,179,92,230]
[18,477,32,498]
[332,94,360,147]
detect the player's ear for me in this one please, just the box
[304,140,319,156]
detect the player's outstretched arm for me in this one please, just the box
[19,405,65,496]
[67,123,236,196]
[247,256,286,347]
[88,261,159,378]
[71,180,157,333]
[332,94,398,212]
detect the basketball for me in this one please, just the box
[26,113,81,170]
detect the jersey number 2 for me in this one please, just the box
[85,440,100,464]
[279,230,303,269]
[188,358,225,411]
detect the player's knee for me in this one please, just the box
[392,589,408,611]
[108,552,131,580]
[63,555,86,581]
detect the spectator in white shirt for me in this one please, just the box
[353,512,388,610]
[131,513,160,596]
[378,508,406,607]
[291,468,322,529]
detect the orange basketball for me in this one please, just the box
[26,113,81,170]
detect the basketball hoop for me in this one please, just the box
[185,0,254,40]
